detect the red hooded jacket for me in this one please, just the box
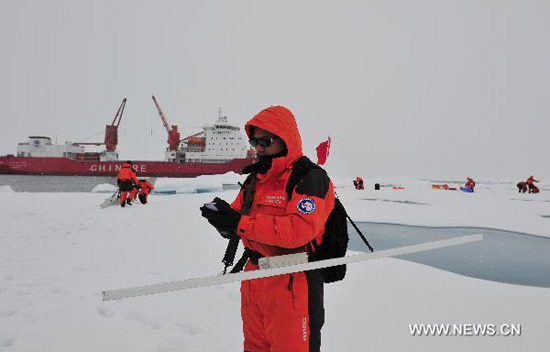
[117,163,138,183]
[139,180,154,195]
[527,176,538,185]
[230,106,335,257]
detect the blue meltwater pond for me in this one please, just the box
[349,222,550,288]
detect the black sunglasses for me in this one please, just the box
[249,137,279,148]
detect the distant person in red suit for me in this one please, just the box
[353,176,364,190]
[117,161,138,207]
[138,179,155,204]
[517,181,528,193]
[526,176,540,194]
[464,177,476,192]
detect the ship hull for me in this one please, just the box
[0,156,254,177]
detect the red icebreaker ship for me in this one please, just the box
[0,99,255,177]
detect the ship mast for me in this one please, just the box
[217,107,227,123]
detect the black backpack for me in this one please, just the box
[223,156,374,281]
[286,156,374,283]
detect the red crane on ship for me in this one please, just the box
[104,98,127,151]
[152,95,181,151]
[74,98,127,151]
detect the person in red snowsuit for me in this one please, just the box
[517,181,528,193]
[117,161,138,207]
[128,184,139,204]
[354,176,364,190]
[526,176,540,193]
[200,106,335,352]
[138,179,154,204]
[465,177,475,191]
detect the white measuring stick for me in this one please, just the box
[102,234,483,301]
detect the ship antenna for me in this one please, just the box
[217,107,227,123]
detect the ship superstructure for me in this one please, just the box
[16,136,118,162]
[169,114,249,164]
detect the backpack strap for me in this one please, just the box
[222,173,258,274]
[285,156,321,201]
[229,247,264,274]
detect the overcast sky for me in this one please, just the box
[1,0,548,177]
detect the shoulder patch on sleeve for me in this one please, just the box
[295,169,330,199]
[297,197,316,214]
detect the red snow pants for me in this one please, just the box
[241,262,324,352]
[129,187,138,201]
[118,180,134,206]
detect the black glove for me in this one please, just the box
[200,197,241,239]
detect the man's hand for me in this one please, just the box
[200,197,241,239]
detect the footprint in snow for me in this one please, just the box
[1,335,17,349]
[50,286,69,295]
[123,310,163,329]
[96,306,115,319]
[174,321,203,335]
[0,307,18,318]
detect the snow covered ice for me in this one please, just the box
[0,176,549,351]
[91,183,118,193]
[0,185,14,193]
